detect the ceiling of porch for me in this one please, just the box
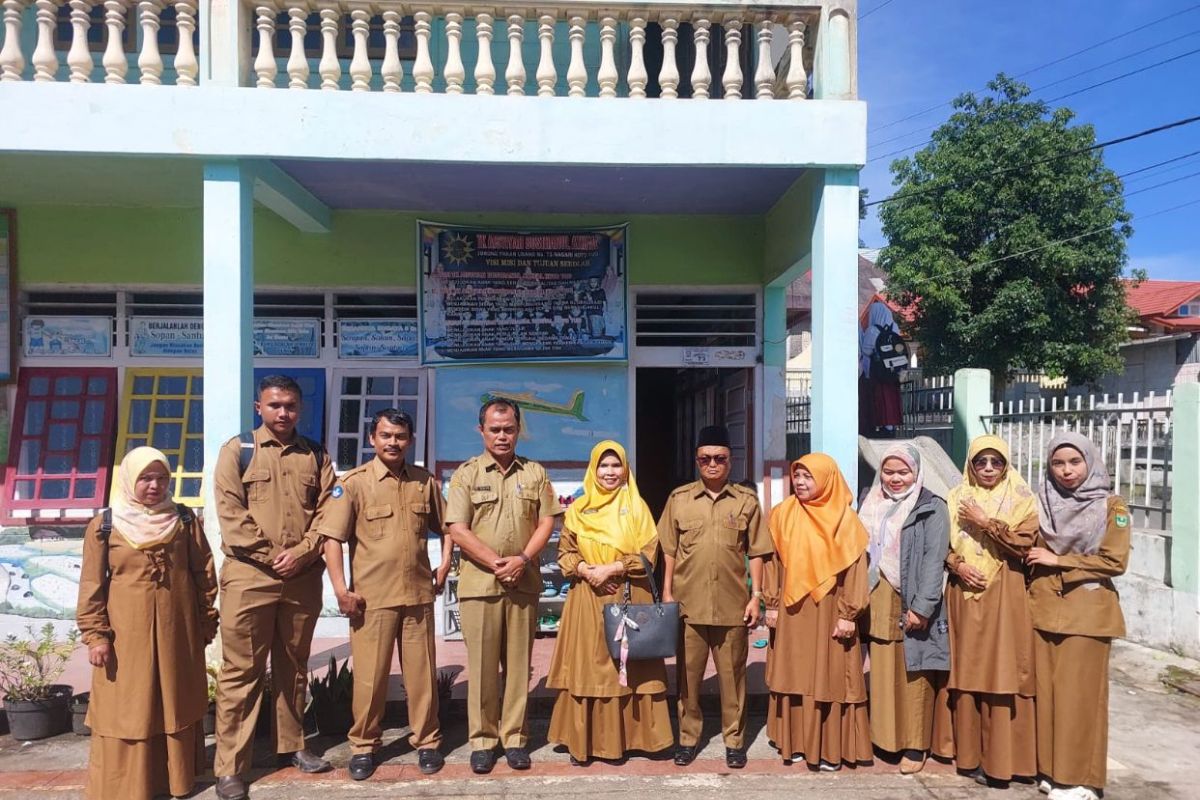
[0,154,807,216]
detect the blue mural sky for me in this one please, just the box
[858,0,1200,281]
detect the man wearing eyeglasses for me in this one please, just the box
[658,425,773,769]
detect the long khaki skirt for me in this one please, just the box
[868,637,953,756]
[767,692,873,767]
[87,722,205,800]
[547,690,674,761]
[949,690,1036,780]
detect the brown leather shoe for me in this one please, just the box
[288,748,333,773]
[215,775,248,800]
[899,751,927,774]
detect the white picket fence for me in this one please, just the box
[982,392,1173,530]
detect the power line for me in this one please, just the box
[1120,149,1200,183]
[1043,45,1200,104]
[870,29,1200,151]
[869,2,1200,133]
[1123,168,1200,197]
[860,0,899,22]
[863,114,1200,208]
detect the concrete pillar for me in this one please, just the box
[202,161,254,556]
[952,368,992,466]
[813,4,854,100]
[1171,382,1200,595]
[199,0,251,86]
[762,285,788,465]
[810,168,859,489]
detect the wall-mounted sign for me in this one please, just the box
[253,318,321,358]
[338,318,418,358]
[419,222,628,365]
[22,316,111,357]
[131,317,204,357]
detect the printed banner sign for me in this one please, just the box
[419,223,627,364]
[338,318,419,358]
[23,316,111,357]
[131,317,204,357]
[254,318,320,358]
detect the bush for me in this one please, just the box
[0,624,80,702]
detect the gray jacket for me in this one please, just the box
[863,488,951,673]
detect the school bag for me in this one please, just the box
[869,325,909,381]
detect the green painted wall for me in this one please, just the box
[17,206,764,288]
[763,170,818,284]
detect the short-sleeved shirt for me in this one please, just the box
[445,452,563,599]
[658,481,774,626]
[213,425,335,566]
[316,457,445,609]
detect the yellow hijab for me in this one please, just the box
[564,440,657,565]
[768,453,868,608]
[111,446,181,550]
[947,435,1037,598]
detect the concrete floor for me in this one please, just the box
[1,640,1196,799]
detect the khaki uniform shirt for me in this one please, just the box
[658,481,773,626]
[1028,495,1130,638]
[213,425,336,571]
[445,453,562,599]
[316,457,445,608]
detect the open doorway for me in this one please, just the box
[635,366,755,518]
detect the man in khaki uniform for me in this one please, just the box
[446,399,562,774]
[660,425,772,770]
[213,375,336,800]
[317,409,453,781]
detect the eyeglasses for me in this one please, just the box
[696,455,729,466]
[972,456,1006,469]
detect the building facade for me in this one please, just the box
[0,0,865,629]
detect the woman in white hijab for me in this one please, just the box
[77,447,218,800]
[1025,432,1131,800]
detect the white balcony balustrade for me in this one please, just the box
[0,1,843,97]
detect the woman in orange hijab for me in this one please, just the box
[764,453,872,770]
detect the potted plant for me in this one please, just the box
[0,624,80,741]
[436,669,456,726]
[307,656,352,738]
[70,691,91,736]
[202,663,219,736]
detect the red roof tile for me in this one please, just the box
[1123,280,1200,318]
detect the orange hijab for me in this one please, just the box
[768,453,869,608]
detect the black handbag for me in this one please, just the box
[603,554,680,661]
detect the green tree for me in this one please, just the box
[877,75,1136,387]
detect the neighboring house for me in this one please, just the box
[1096,279,1200,395]
[787,252,888,371]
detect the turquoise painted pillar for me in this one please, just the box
[202,161,254,554]
[1171,383,1200,595]
[810,168,860,489]
[952,368,992,466]
[762,285,788,464]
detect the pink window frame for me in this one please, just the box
[3,366,118,524]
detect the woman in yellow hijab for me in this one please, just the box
[546,440,673,765]
[944,435,1039,786]
[763,452,873,770]
[76,447,218,800]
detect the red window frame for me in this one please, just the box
[3,367,118,524]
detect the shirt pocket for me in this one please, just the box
[364,504,394,539]
[719,514,748,550]
[409,502,431,534]
[470,489,499,520]
[677,519,705,553]
[300,474,319,508]
[517,486,541,520]
[243,470,271,504]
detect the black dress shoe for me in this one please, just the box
[726,747,747,769]
[505,747,532,770]
[348,753,376,781]
[288,748,333,773]
[418,748,445,775]
[470,749,497,774]
[215,775,248,800]
[674,745,697,766]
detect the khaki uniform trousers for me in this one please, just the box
[214,560,322,777]
[1034,631,1111,789]
[676,622,748,748]
[460,594,537,750]
[349,603,441,755]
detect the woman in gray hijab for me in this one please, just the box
[1025,432,1131,800]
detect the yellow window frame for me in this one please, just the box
[113,367,205,508]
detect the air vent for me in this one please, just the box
[635,292,758,348]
